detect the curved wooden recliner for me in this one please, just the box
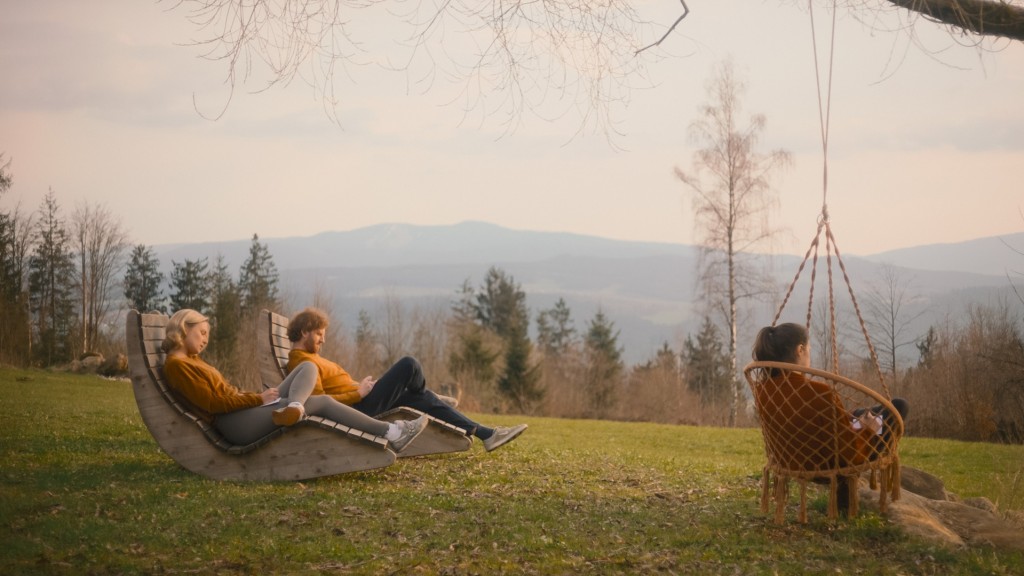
[257,309,472,458]
[126,310,396,481]
[743,361,903,523]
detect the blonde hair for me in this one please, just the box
[161,309,210,353]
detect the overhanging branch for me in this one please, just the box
[636,0,690,54]
[886,0,1024,42]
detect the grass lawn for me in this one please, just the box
[1,366,1022,575]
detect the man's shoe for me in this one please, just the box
[483,424,528,452]
[272,402,306,426]
[436,394,459,409]
[389,415,429,453]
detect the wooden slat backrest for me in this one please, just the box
[258,309,292,389]
[131,311,287,454]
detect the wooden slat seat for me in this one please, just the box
[258,309,473,458]
[126,310,396,481]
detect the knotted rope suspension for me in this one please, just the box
[768,0,890,399]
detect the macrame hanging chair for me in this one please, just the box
[741,0,903,523]
[743,212,904,523]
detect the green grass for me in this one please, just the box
[1,366,1022,575]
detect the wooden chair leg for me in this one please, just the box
[760,468,772,513]
[848,476,860,518]
[798,480,808,523]
[773,477,788,524]
[827,476,838,519]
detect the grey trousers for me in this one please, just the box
[214,361,391,445]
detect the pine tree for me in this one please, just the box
[681,316,731,407]
[498,318,544,413]
[473,267,543,412]
[27,189,77,365]
[474,267,523,340]
[536,298,576,357]
[448,280,501,400]
[123,244,165,313]
[238,233,279,313]
[583,309,623,418]
[0,155,32,365]
[205,254,241,371]
[169,258,209,313]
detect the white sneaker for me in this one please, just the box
[389,415,429,453]
[483,424,528,452]
[272,401,306,426]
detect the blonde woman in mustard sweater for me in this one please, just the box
[161,309,427,452]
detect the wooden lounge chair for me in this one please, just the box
[126,310,396,481]
[258,309,472,458]
[743,361,903,523]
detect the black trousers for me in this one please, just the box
[352,356,480,435]
[839,397,910,513]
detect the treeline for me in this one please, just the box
[0,157,738,426]
[1,171,133,371]
[2,156,1021,442]
[899,303,1024,444]
[818,298,1024,445]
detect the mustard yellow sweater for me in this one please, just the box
[287,349,361,405]
[163,354,263,421]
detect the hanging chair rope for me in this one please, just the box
[808,0,837,215]
[769,0,891,398]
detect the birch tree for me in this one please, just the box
[674,60,789,426]
[71,202,129,353]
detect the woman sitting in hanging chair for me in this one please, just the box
[751,322,909,512]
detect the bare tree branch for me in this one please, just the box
[885,0,1024,42]
[635,0,689,54]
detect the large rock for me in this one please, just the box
[98,353,128,377]
[859,466,1024,552]
[898,465,952,501]
[72,353,104,373]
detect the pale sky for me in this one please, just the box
[1,0,1022,257]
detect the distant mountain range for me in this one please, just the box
[154,222,1023,364]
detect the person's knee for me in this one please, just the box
[891,397,910,420]
[289,361,318,384]
[294,361,317,376]
[395,356,422,374]
[303,395,327,415]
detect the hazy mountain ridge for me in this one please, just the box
[153,222,1021,364]
[864,232,1024,276]
[158,221,694,270]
